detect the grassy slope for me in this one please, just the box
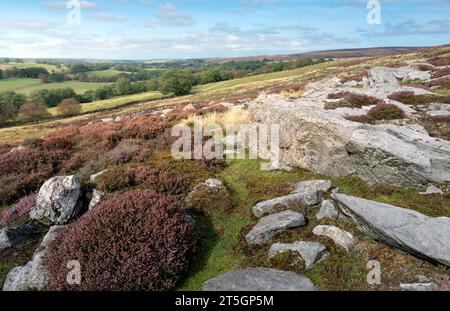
[0,78,41,92]
[15,81,112,95]
[85,69,118,77]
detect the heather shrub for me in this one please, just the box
[431,67,450,79]
[0,194,36,228]
[429,78,450,88]
[45,190,195,291]
[388,91,450,105]
[327,91,350,100]
[387,62,408,68]
[96,167,134,192]
[186,183,235,216]
[344,114,375,124]
[387,91,415,102]
[427,57,450,67]
[339,71,368,82]
[367,103,406,120]
[106,139,150,165]
[416,64,434,71]
[325,93,381,110]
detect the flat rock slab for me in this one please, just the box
[252,180,331,218]
[203,268,316,291]
[269,241,329,269]
[313,225,355,251]
[246,210,305,245]
[0,224,42,252]
[332,193,450,266]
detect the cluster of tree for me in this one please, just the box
[0,67,49,80]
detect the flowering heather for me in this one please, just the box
[45,190,195,291]
[427,57,450,67]
[367,103,406,120]
[0,193,36,227]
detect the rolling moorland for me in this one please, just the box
[0,45,450,291]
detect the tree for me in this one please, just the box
[159,69,193,96]
[19,103,51,123]
[0,92,26,109]
[116,77,132,96]
[57,98,82,117]
[0,101,17,124]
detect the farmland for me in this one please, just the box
[0,78,111,94]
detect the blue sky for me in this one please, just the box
[0,0,449,60]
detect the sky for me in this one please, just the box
[0,0,449,60]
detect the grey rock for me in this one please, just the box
[312,225,355,251]
[268,241,329,269]
[30,176,82,225]
[203,268,316,291]
[316,200,340,220]
[90,170,108,183]
[400,283,435,291]
[420,185,444,195]
[252,180,331,218]
[248,93,450,187]
[88,189,106,210]
[0,224,42,252]
[393,67,431,82]
[202,178,225,189]
[8,145,27,154]
[3,226,64,291]
[246,210,305,245]
[268,160,293,171]
[332,193,450,266]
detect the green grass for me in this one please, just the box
[436,87,450,96]
[48,91,163,115]
[6,62,62,72]
[0,78,41,92]
[16,81,112,95]
[85,69,118,78]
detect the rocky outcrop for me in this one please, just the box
[3,226,63,291]
[252,180,331,218]
[246,210,305,245]
[30,176,82,225]
[400,283,435,291]
[88,190,106,210]
[312,225,355,251]
[0,224,42,252]
[268,241,329,269]
[331,193,450,266]
[316,200,341,220]
[203,268,316,291]
[248,93,450,187]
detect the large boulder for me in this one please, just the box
[30,176,83,225]
[245,210,305,245]
[248,93,450,187]
[331,193,450,266]
[252,180,331,218]
[3,226,63,291]
[268,241,329,269]
[0,224,42,252]
[203,268,316,291]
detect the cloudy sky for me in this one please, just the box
[0,0,449,60]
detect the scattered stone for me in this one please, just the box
[252,180,331,218]
[420,185,444,195]
[201,178,225,189]
[246,210,305,245]
[268,160,293,171]
[88,189,106,210]
[30,176,82,225]
[312,225,355,251]
[183,104,196,111]
[90,170,108,183]
[316,200,340,220]
[3,226,64,291]
[332,193,450,266]
[400,283,435,291]
[0,224,42,252]
[203,268,316,291]
[101,118,114,123]
[268,241,329,269]
[8,145,27,154]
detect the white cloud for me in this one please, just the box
[40,1,98,9]
[92,12,128,22]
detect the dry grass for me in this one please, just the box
[180,108,249,129]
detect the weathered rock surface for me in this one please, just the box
[30,176,82,225]
[246,210,305,245]
[88,189,106,210]
[203,268,316,291]
[3,226,63,291]
[316,200,340,220]
[248,92,450,187]
[312,225,355,251]
[268,241,329,269]
[252,180,331,218]
[0,224,42,252]
[420,185,443,195]
[400,283,435,291]
[332,193,450,266]
[393,66,431,82]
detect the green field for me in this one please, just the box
[48,91,163,115]
[0,78,41,93]
[5,62,63,72]
[85,69,118,77]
